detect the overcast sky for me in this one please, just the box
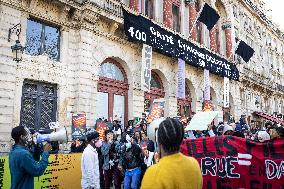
[262,0,284,30]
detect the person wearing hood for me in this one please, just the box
[81,129,101,189]
[257,131,270,142]
[223,124,234,135]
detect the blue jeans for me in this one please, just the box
[124,167,141,189]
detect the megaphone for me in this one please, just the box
[147,117,165,142]
[36,127,68,144]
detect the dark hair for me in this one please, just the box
[157,118,184,153]
[11,126,26,143]
[86,131,99,142]
[276,127,284,137]
[104,130,113,136]
[232,131,245,138]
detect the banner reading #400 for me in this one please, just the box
[127,27,147,42]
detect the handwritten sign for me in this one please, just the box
[0,154,82,189]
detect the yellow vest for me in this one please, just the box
[141,153,203,189]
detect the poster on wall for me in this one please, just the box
[147,99,165,123]
[0,154,82,189]
[141,44,152,91]
[71,113,86,140]
[181,137,284,189]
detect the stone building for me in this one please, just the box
[0,0,283,153]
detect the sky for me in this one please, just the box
[262,0,284,30]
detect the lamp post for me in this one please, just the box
[8,23,24,62]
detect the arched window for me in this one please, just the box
[177,82,192,117]
[97,58,128,126]
[144,71,165,113]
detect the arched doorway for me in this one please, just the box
[144,71,165,113]
[177,81,192,117]
[97,58,129,125]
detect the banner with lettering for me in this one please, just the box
[204,69,210,101]
[147,99,165,123]
[177,58,185,99]
[0,154,82,189]
[123,8,239,81]
[180,136,284,189]
[71,113,86,140]
[224,77,230,108]
[141,44,152,91]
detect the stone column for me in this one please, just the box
[222,23,233,60]
[129,0,139,12]
[163,0,172,28]
[188,0,197,41]
[209,26,217,52]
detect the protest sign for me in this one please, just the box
[186,111,219,130]
[147,99,165,123]
[181,136,284,189]
[71,114,86,140]
[0,153,82,189]
[95,120,109,140]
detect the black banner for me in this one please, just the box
[123,9,239,81]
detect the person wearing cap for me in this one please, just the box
[141,118,202,189]
[81,129,101,189]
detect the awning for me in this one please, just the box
[254,111,284,125]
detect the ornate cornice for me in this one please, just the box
[222,22,232,30]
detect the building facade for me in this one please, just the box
[0,0,283,153]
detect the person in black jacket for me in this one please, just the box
[122,134,143,189]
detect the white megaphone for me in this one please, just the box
[36,127,68,144]
[147,117,165,142]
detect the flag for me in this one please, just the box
[204,69,210,101]
[235,40,255,62]
[177,58,185,99]
[223,77,229,108]
[141,44,152,91]
[197,3,220,31]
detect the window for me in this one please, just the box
[172,4,180,32]
[25,18,60,60]
[20,80,57,132]
[97,59,129,126]
[138,0,154,19]
[177,82,192,117]
[144,71,165,113]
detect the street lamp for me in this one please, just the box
[8,23,24,62]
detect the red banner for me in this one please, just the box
[180,136,284,189]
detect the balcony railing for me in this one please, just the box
[90,0,123,17]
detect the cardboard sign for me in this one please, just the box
[186,111,219,131]
[181,137,284,189]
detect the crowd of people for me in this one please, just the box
[75,113,284,189]
[8,112,284,189]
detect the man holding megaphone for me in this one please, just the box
[9,126,52,189]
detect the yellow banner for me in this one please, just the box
[0,153,82,189]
